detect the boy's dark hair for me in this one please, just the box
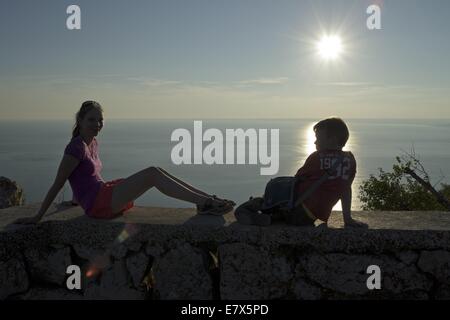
[313,117,349,147]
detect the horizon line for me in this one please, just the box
[1,117,450,121]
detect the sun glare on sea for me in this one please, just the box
[305,123,317,156]
[317,35,343,61]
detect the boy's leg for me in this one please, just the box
[283,205,315,226]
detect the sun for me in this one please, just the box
[317,35,343,61]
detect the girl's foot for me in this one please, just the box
[197,197,234,216]
[210,195,236,207]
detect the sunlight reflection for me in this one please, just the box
[305,122,317,156]
[290,122,316,174]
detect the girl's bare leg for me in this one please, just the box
[110,166,211,214]
[157,167,235,206]
[156,167,211,197]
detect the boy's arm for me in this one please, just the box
[341,186,353,224]
[341,186,368,228]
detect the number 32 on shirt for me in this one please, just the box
[320,156,351,180]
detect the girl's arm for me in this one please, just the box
[14,154,80,224]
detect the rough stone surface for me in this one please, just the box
[291,278,323,300]
[299,253,431,298]
[24,247,71,286]
[126,252,151,288]
[100,260,129,288]
[0,257,29,299]
[378,259,432,297]
[298,254,374,296]
[82,259,147,300]
[145,242,165,258]
[83,283,147,300]
[219,243,293,299]
[1,204,450,300]
[73,244,108,261]
[435,285,450,300]
[152,243,213,300]
[0,177,25,209]
[395,250,419,265]
[111,244,128,260]
[127,241,143,252]
[417,250,450,283]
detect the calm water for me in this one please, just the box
[1,119,450,210]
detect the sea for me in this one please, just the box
[1,119,450,211]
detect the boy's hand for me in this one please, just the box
[13,215,42,225]
[344,218,368,229]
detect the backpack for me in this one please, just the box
[261,176,299,213]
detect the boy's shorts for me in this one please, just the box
[88,178,134,219]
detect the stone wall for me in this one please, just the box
[1,206,450,300]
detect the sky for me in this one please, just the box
[0,0,449,120]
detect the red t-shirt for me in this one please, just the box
[295,149,356,222]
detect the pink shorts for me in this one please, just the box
[89,179,134,219]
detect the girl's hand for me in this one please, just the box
[13,215,42,225]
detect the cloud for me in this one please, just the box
[316,82,373,87]
[313,82,450,100]
[126,76,290,90]
[126,77,181,87]
[141,79,181,87]
[237,77,289,85]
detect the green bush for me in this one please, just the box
[358,159,450,211]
